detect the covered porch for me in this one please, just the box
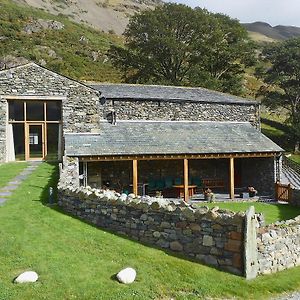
[65,120,283,202]
[78,153,278,202]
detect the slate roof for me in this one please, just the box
[65,121,283,157]
[91,83,258,105]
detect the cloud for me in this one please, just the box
[167,0,300,27]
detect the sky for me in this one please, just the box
[168,0,300,27]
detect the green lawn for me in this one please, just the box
[2,163,300,299]
[205,202,300,225]
[0,162,27,188]
[291,154,300,164]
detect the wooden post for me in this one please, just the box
[229,157,235,199]
[133,159,138,196]
[184,158,189,202]
[275,181,279,201]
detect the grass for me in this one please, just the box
[290,154,300,164]
[0,162,27,188]
[205,202,300,225]
[2,163,300,299]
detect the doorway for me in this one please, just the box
[27,123,45,160]
[8,99,62,161]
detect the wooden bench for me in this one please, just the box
[202,179,225,189]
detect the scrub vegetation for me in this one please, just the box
[0,0,122,82]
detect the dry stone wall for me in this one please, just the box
[102,100,260,127]
[58,173,246,276]
[257,217,300,275]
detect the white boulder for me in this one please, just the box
[116,267,136,284]
[14,271,38,283]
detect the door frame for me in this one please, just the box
[25,122,46,161]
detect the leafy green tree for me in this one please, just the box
[257,38,300,153]
[108,3,255,95]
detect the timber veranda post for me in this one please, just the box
[229,157,235,199]
[184,158,189,202]
[133,159,138,196]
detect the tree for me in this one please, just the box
[108,3,255,95]
[256,38,300,153]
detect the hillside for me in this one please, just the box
[0,0,123,82]
[243,22,300,41]
[13,0,162,34]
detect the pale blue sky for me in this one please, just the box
[167,0,300,27]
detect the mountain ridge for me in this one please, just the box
[242,21,300,41]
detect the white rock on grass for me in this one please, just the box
[116,267,136,284]
[14,271,38,283]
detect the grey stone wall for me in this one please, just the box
[102,99,260,126]
[241,157,275,195]
[58,159,245,275]
[0,98,6,162]
[290,189,300,207]
[257,217,300,275]
[60,156,80,188]
[0,63,101,161]
[58,184,245,275]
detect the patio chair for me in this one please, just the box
[192,177,203,194]
[174,177,183,185]
[164,177,173,188]
[155,179,165,190]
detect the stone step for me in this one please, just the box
[0,191,12,197]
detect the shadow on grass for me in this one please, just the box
[38,162,59,206]
[34,163,238,277]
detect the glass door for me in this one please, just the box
[27,124,45,160]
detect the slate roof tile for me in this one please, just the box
[65,121,283,156]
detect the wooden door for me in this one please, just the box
[26,123,45,160]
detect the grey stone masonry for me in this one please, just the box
[0,63,101,161]
[101,99,260,128]
[58,158,246,276]
[257,216,300,275]
[290,189,300,206]
[58,185,246,275]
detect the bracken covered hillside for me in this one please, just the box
[13,0,162,34]
[0,0,124,82]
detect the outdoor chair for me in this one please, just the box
[174,177,183,185]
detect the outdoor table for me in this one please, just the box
[173,185,197,198]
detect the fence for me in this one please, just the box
[283,155,300,175]
[275,182,293,202]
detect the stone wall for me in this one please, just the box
[0,96,6,161]
[241,157,275,195]
[290,189,300,207]
[0,63,101,161]
[58,184,245,275]
[257,217,300,275]
[102,99,260,127]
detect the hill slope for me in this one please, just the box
[243,22,300,41]
[0,0,123,82]
[13,0,162,34]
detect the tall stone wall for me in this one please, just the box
[102,99,260,127]
[257,217,300,275]
[0,63,101,161]
[290,189,300,207]
[241,157,275,195]
[0,98,6,161]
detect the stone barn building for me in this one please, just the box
[0,63,282,201]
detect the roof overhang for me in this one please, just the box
[65,121,283,159]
